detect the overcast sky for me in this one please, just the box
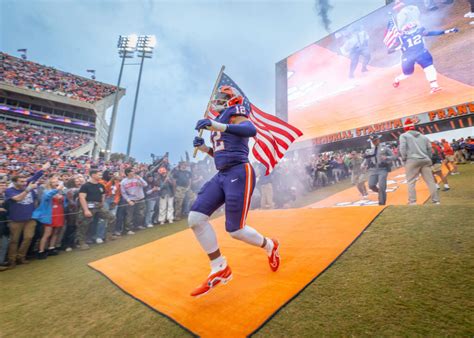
[0,0,385,163]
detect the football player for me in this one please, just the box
[189,86,280,297]
[391,22,458,93]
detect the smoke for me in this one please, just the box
[314,0,333,32]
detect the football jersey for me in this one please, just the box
[400,27,427,57]
[211,104,252,170]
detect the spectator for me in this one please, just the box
[76,170,116,250]
[441,139,459,175]
[431,141,450,191]
[61,176,81,251]
[0,179,8,271]
[451,139,466,164]
[157,167,175,225]
[172,162,192,221]
[33,175,66,259]
[120,168,148,233]
[3,162,49,269]
[0,52,118,103]
[144,175,160,227]
[399,119,439,205]
[95,170,121,243]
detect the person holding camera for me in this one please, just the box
[363,135,394,205]
[76,170,116,250]
[33,175,66,259]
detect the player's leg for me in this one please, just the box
[224,163,280,272]
[394,56,414,87]
[188,174,228,297]
[418,50,441,93]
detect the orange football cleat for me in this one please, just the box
[268,239,280,272]
[190,265,233,297]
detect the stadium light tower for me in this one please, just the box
[105,34,138,160]
[126,35,156,158]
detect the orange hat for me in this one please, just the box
[404,118,415,131]
[393,0,405,11]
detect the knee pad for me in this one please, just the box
[188,211,209,232]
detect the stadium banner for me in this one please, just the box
[312,101,474,145]
[276,0,474,145]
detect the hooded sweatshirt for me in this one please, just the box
[399,130,432,161]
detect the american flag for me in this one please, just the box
[207,73,303,175]
[383,18,400,49]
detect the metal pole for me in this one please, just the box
[126,53,146,157]
[105,54,126,160]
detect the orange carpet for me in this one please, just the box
[89,206,385,337]
[309,166,449,208]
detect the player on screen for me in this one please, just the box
[392,23,458,94]
[189,85,280,297]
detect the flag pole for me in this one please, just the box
[389,12,403,45]
[193,65,225,158]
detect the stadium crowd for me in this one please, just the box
[0,52,118,103]
[0,121,93,177]
[0,124,472,271]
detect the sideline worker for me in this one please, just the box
[363,134,394,205]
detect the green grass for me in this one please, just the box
[1,165,473,336]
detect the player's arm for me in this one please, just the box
[424,28,458,36]
[194,116,257,137]
[193,137,214,157]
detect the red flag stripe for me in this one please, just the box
[253,141,277,168]
[252,146,274,175]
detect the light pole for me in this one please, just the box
[105,34,138,160]
[126,35,156,158]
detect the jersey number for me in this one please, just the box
[236,105,246,115]
[406,34,422,47]
[211,132,225,152]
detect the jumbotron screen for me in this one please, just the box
[277,0,474,142]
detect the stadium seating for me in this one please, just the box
[0,52,117,103]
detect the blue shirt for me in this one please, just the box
[5,170,43,221]
[211,105,251,171]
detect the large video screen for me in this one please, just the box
[279,0,474,141]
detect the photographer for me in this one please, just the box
[76,170,116,250]
[363,135,394,205]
